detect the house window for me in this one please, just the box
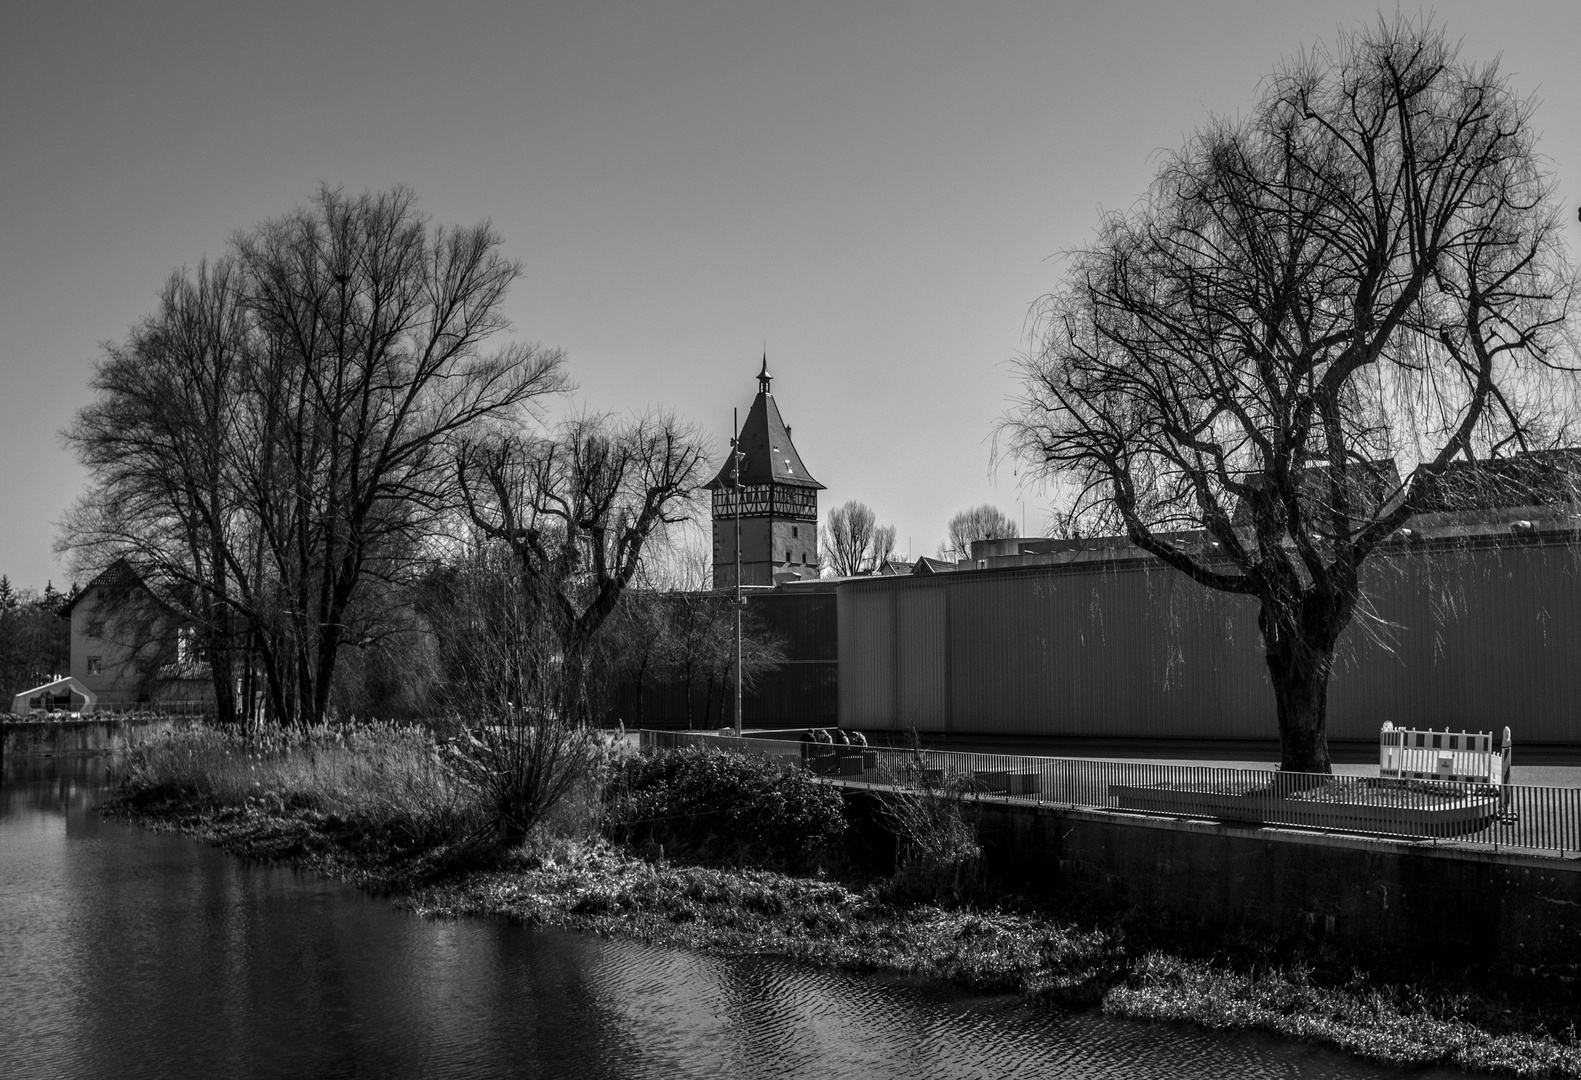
[87,619,104,639]
[86,656,103,676]
[792,526,798,538]
[786,549,792,563]
[177,628,198,666]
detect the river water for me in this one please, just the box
[0,755,1466,1080]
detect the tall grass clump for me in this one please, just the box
[877,756,983,903]
[605,746,846,874]
[120,721,485,849]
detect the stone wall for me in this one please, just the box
[847,788,1581,976]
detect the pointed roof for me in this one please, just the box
[62,557,144,615]
[706,357,824,490]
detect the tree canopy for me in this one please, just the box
[941,504,1016,562]
[820,501,897,577]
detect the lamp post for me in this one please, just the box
[732,408,744,737]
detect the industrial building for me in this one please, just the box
[837,507,1581,747]
[650,362,1581,749]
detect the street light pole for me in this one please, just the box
[733,407,744,737]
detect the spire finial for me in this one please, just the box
[757,350,772,394]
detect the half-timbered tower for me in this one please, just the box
[706,357,824,587]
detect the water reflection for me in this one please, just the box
[0,754,1462,1080]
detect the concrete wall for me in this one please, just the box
[2,718,180,756]
[952,795,1581,974]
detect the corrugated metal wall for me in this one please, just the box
[838,540,1581,742]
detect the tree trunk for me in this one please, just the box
[207,643,236,726]
[1260,608,1335,775]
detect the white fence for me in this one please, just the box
[1379,722,1510,785]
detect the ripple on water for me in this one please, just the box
[0,757,1466,1080]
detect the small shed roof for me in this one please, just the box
[10,676,98,715]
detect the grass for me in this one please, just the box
[1110,953,1581,1075]
[107,733,1581,1077]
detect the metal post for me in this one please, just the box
[733,407,743,737]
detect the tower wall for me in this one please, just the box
[712,512,819,587]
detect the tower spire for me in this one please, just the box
[757,351,772,395]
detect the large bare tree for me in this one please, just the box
[64,259,258,722]
[65,187,566,725]
[455,411,708,723]
[1007,19,1577,772]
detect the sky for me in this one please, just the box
[4,1,1580,591]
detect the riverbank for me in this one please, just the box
[109,785,1581,1078]
[2,715,185,756]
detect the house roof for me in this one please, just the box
[705,356,824,491]
[61,558,144,615]
[912,556,958,575]
[1231,460,1402,528]
[1226,451,1581,528]
[1411,450,1581,514]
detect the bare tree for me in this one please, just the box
[456,411,709,723]
[63,259,257,722]
[0,581,71,702]
[1006,18,1578,772]
[940,504,1016,562]
[820,500,897,576]
[64,187,567,726]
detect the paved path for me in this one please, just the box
[1068,757,1581,788]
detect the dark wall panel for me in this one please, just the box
[839,541,1581,744]
[614,585,840,730]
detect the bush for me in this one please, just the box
[605,746,846,874]
[444,715,610,846]
[876,760,983,902]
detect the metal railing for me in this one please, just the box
[637,729,1581,858]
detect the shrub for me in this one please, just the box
[876,758,983,902]
[605,746,845,873]
[444,713,610,846]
